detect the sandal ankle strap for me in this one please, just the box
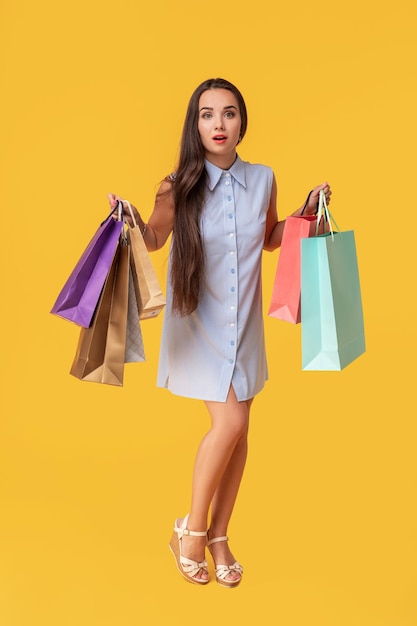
[176,527,207,537]
[207,535,228,546]
[174,514,207,539]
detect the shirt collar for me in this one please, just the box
[205,155,247,191]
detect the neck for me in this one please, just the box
[205,152,237,170]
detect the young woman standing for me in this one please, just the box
[109,78,331,587]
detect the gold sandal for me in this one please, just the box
[169,514,209,585]
[207,536,243,588]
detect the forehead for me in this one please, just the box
[199,88,239,110]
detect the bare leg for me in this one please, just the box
[180,387,252,581]
[207,396,253,582]
[210,397,253,533]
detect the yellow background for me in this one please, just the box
[1,0,416,624]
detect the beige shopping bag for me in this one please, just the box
[70,240,130,386]
[123,201,166,320]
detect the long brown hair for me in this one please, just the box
[170,78,248,316]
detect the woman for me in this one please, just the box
[109,78,331,587]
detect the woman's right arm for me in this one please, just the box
[107,179,175,252]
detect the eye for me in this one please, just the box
[224,111,235,118]
[202,112,212,119]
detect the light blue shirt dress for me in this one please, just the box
[157,156,274,402]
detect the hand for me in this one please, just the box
[107,192,121,211]
[107,193,141,228]
[303,182,332,216]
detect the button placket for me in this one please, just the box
[222,173,238,366]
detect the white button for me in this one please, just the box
[230,322,235,327]
[225,173,231,177]
[230,305,235,310]
[225,181,230,186]
[229,251,235,255]
[228,233,234,238]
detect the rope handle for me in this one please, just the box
[300,190,341,242]
[121,199,147,237]
[122,199,138,228]
[316,190,341,241]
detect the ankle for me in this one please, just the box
[207,527,228,541]
[186,514,207,534]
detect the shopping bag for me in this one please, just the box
[268,215,326,323]
[50,203,124,327]
[70,238,130,385]
[124,201,166,319]
[301,191,365,370]
[125,264,146,363]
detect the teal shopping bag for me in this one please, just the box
[300,192,365,371]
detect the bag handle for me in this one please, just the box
[121,199,148,238]
[300,189,315,216]
[316,190,341,241]
[122,200,138,228]
[100,200,123,226]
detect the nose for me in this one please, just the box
[214,115,225,130]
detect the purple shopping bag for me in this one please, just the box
[51,205,124,327]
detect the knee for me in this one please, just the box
[222,414,249,444]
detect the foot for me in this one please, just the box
[207,531,242,585]
[177,517,209,582]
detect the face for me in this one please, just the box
[197,88,242,169]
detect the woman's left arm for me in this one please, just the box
[263,178,332,251]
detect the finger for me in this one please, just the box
[319,183,332,201]
[107,193,120,208]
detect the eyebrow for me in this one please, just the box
[199,105,238,112]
